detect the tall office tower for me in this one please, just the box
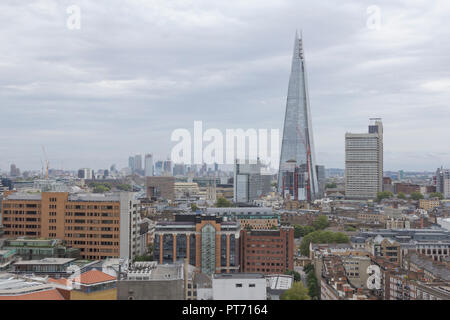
[163,160,172,175]
[345,119,383,200]
[234,159,271,203]
[128,156,135,173]
[173,163,185,176]
[316,165,326,198]
[134,154,143,173]
[436,167,450,198]
[144,154,154,177]
[154,161,163,176]
[77,168,93,179]
[278,32,318,202]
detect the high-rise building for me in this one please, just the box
[316,165,326,198]
[154,161,163,176]
[10,164,20,177]
[278,32,319,201]
[234,159,271,203]
[78,168,93,179]
[163,160,172,175]
[128,156,135,173]
[134,154,143,173]
[436,167,450,198]
[144,154,154,177]
[173,163,185,176]
[1,192,140,260]
[345,119,383,199]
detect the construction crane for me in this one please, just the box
[42,146,49,180]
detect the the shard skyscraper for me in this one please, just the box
[278,32,319,201]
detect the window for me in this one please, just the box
[235,283,242,288]
[249,284,256,288]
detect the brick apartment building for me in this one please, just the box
[240,226,294,274]
[1,192,140,260]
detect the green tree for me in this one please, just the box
[116,184,132,191]
[284,270,301,282]
[344,226,357,232]
[411,191,424,200]
[191,203,198,212]
[280,282,310,300]
[397,192,407,200]
[293,225,315,238]
[215,197,232,207]
[312,215,329,230]
[300,230,349,256]
[429,192,444,200]
[325,182,337,189]
[134,255,153,262]
[376,191,393,203]
[93,185,110,193]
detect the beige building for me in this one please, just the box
[419,199,440,211]
[1,192,140,260]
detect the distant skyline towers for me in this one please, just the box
[278,32,319,201]
[345,118,383,199]
[144,154,154,177]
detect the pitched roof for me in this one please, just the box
[0,289,65,300]
[47,278,71,287]
[76,269,116,285]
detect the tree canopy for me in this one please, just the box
[312,215,329,230]
[300,230,349,256]
[429,192,444,200]
[411,191,424,200]
[280,282,310,300]
[215,197,232,207]
[376,191,393,203]
[284,270,301,282]
[397,192,407,200]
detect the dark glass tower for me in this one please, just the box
[278,32,318,201]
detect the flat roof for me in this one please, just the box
[13,258,76,265]
[213,273,265,279]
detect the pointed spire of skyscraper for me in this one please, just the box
[278,32,318,202]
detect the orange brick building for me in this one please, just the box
[240,226,294,274]
[1,192,140,260]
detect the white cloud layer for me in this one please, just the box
[0,0,449,171]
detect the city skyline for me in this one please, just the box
[1,1,449,172]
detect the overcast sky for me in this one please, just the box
[0,0,449,172]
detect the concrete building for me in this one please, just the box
[436,167,450,198]
[146,176,175,201]
[234,159,271,203]
[117,261,196,300]
[345,119,383,200]
[77,168,93,180]
[144,154,154,177]
[1,192,140,260]
[419,199,441,211]
[154,214,240,274]
[365,235,401,265]
[212,273,267,300]
[239,227,294,275]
